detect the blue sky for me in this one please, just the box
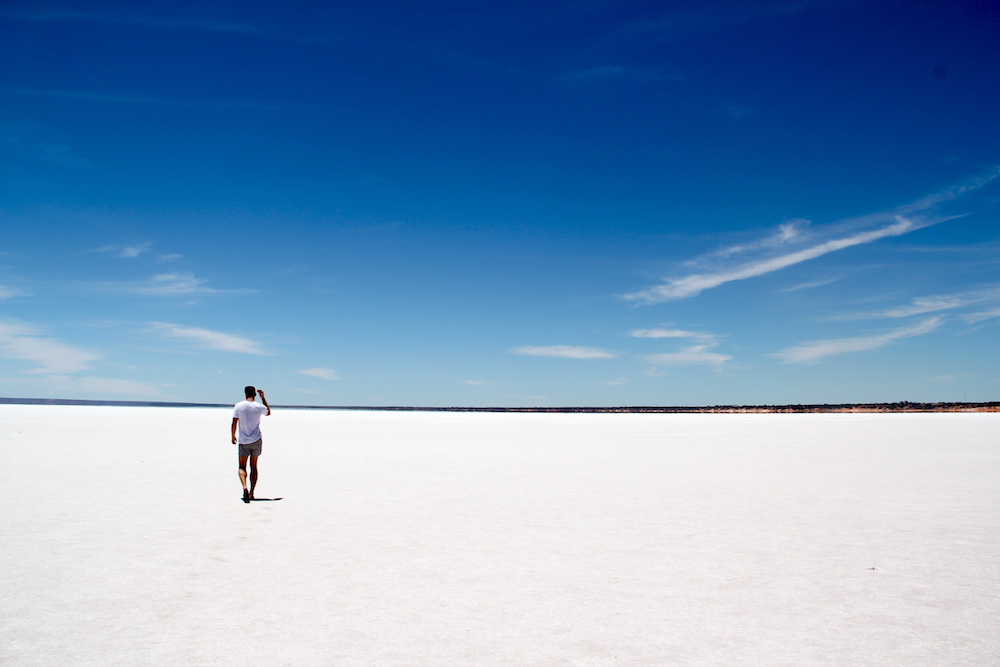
[1,0,998,406]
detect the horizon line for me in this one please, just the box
[1,397,996,413]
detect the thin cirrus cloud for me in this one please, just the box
[626,215,924,304]
[0,320,100,374]
[688,219,807,266]
[827,285,1000,322]
[119,242,152,258]
[151,322,267,355]
[88,272,220,296]
[509,345,618,359]
[88,242,152,258]
[0,285,26,299]
[644,345,733,367]
[299,367,339,380]
[130,273,219,296]
[774,317,943,364]
[872,286,1000,319]
[623,170,999,305]
[778,277,840,293]
[964,308,1000,324]
[632,327,731,367]
[631,327,713,340]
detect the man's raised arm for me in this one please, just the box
[258,389,271,416]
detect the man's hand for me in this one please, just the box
[232,436,237,444]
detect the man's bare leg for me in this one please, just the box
[238,455,250,502]
[249,455,259,499]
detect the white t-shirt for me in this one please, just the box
[233,400,269,444]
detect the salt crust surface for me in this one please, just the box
[1,405,998,666]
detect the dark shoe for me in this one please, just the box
[242,489,250,503]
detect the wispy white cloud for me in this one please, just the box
[0,321,100,374]
[151,322,267,355]
[626,216,923,304]
[120,242,153,258]
[130,273,219,296]
[300,367,339,380]
[91,242,153,259]
[964,308,1000,324]
[875,286,1000,318]
[689,219,807,266]
[829,285,1000,321]
[778,277,840,293]
[0,285,26,299]
[645,345,732,367]
[624,170,999,305]
[631,327,712,340]
[635,327,731,367]
[896,168,1000,214]
[463,379,494,386]
[775,317,943,364]
[83,272,224,297]
[510,345,617,359]
[604,377,630,386]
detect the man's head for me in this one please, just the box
[245,385,256,399]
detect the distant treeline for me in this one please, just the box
[285,401,999,413]
[3,397,997,413]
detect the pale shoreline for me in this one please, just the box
[2,405,998,665]
[2,396,997,413]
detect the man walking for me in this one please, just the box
[231,386,271,503]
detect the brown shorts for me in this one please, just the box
[238,439,262,457]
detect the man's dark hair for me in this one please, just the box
[245,385,256,399]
